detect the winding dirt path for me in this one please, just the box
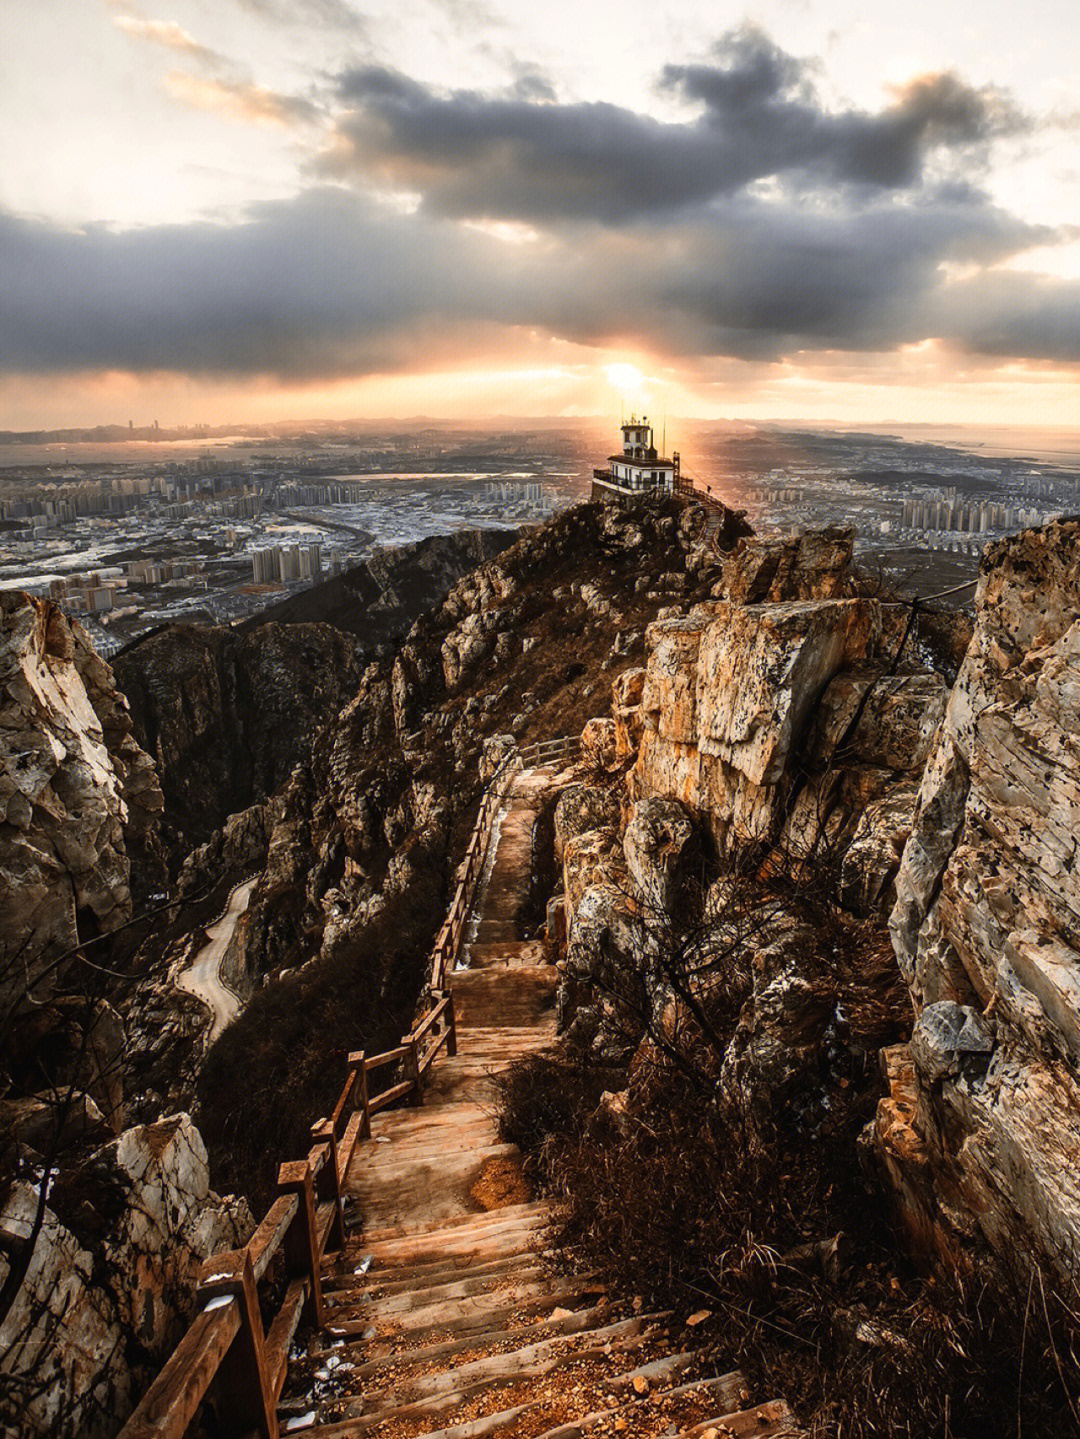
[175,877,256,1040]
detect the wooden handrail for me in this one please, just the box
[247,1195,300,1283]
[117,735,578,1439]
[364,1045,409,1072]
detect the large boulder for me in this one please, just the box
[715,528,854,604]
[623,797,695,912]
[563,828,627,920]
[579,717,620,774]
[553,784,621,861]
[0,1112,252,1439]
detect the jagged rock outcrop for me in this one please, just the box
[715,526,855,603]
[623,796,695,912]
[879,520,1080,1276]
[0,594,164,1009]
[215,499,749,994]
[551,527,955,1100]
[0,1112,251,1439]
[624,530,948,898]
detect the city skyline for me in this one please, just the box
[2,0,1079,429]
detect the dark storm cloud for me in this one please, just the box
[3,180,1072,383]
[321,29,1025,224]
[1,29,1074,382]
[938,270,1080,362]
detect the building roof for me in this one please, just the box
[607,454,674,467]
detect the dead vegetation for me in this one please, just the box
[496,1031,1080,1436]
[494,832,1080,1437]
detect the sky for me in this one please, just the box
[1,0,1079,430]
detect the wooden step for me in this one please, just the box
[305,1358,746,1439]
[323,1250,551,1300]
[355,1201,546,1245]
[326,1275,607,1339]
[325,1315,670,1422]
[285,761,796,1439]
[326,1259,553,1317]
[325,1285,608,1346]
[311,1299,617,1369]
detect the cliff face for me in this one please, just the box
[629,530,948,907]
[113,530,525,868]
[550,528,947,1080]
[0,593,164,1008]
[112,620,364,861]
[879,520,1080,1275]
[549,519,1080,1293]
[0,1114,251,1439]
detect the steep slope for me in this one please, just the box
[113,620,364,862]
[881,519,1080,1277]
[193,498,753,1200]
[0,592,164,1009]
[243,526,521,641]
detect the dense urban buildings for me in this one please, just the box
[2,419,1078,651]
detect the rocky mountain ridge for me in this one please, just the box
[6,502,1080,1434]
[544,519,1080,1311]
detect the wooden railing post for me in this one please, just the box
[349,1050,372,1139]
[199,1249,278,1439]
[277,1159,325,1328]
[402,1035,424,1106]
[310,1120,347,1254]
[445,990,458,1057]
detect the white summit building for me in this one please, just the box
[591,416,680,502]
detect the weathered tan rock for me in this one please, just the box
[479,733,518,785]
[838,781,920,917]
[623,797,695,912]
[562,827,627,921]
[0,1183,128,1439]
[714,528,854,604]
[884,520,1080,1280]
[553,783,621,861]
[0,1112,251,1439]
[0,594,163,1009]
[641,615,707,744]
[90,1113,253,1351]
[580,716,620,774]
[695,599,880,785]
[628,577,953,876]
[611,667,646,762]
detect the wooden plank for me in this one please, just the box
[412,996,449,1044]
[199,1249,277,1439]
[315,1200,337,1257]
[417,1025,450,1074]
[264,1278,309,1401]
[247,1195,299,1283]
[367,1079,414,1114]
[116,1302,240,1439]
[365,1045,408,1072]
[278,1160,324,1329]
[329,1067,359,1131]
[337,1110,365,1183]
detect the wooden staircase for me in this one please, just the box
[281,767,798,1439]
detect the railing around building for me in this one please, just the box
[116,732,580,1439]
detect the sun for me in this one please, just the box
[604,363,647,393]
